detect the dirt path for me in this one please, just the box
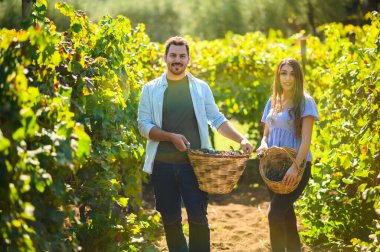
[143,161,310,251]
[205,185,271,252]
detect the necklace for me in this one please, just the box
[281,99,294,110]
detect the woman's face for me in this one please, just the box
[279,64,295,93]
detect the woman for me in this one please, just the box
[257,58,319,252]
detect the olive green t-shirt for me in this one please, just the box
[155,76,201,163]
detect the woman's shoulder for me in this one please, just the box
[303,93,318,107]
[302,92,319,119]
[263,97,273,112]
[304,93,316,103]
[266,97,272,105]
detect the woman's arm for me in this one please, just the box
[283,115,315,186]
[294,116,315,166]
[257,123,269,153]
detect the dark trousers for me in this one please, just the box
[151,161,210,252]
[267,162,312,252]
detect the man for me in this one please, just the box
[137,36,253,252]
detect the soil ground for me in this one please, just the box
[142,159,313,252]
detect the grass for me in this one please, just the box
[211,119,251,151]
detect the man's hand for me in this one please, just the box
[240,138,254,154]
[170,133,190,152]
[148,126,189,152]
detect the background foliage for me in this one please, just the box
[0,1,161,251]
[297,14,380,250]
[0,0,379,41]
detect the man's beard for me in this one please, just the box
[168,63,185,75]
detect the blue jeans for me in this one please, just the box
[151,161,210,252]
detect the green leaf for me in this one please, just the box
[35,179,46,193]
[118,197,129,208]
[342,177,354,184]
[12,127,26,141]
[0,131,11,152]
[21,202,35,221]
[74,124,91,159]
[55,2,74,18]
[72,23,82,33]
[354,168,369,178]
[357,183,367,193]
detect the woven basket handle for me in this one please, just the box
[257,151,265,159]
[281,147,301,173]
[186,142,191,152]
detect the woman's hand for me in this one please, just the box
[283,164,298,186]
[256,143,268,154]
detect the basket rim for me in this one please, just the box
[259,146,306,194]
[260,146,304,172]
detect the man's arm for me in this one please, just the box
[217,121,254,153]
[137,85,156,139]
[200,84,253,153]
[149,126,189,152]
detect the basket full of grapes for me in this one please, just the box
[187,148,250,194]
[258,146,305,194]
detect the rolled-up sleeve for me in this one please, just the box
[137,85,156,139]
[204,84,228,129]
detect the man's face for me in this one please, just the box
[164,45,190,76]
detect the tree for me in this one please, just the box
[22,0,35,21]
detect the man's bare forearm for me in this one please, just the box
[217,121,245,143]
[148,126,173,142]
[148,126,189,151]
[217,121,254,153]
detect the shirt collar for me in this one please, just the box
[158,71,194,87]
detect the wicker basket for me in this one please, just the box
[187,149,250,194]
[259,146,305,194]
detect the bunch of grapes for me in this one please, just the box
[265,163,289,181]
[200,148,221,155]
[192,148,243,156]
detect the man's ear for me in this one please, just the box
[163,54,167,63]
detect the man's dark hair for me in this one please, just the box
[164,36,189,56]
